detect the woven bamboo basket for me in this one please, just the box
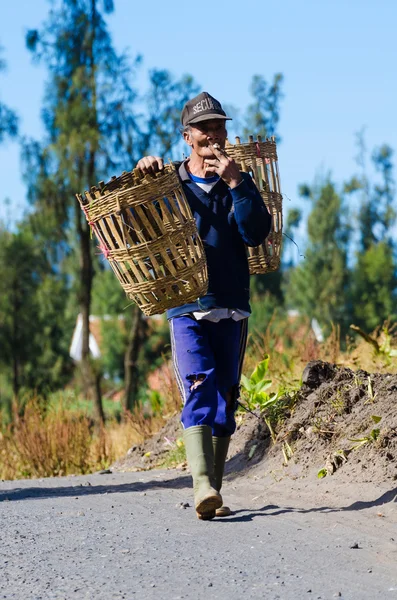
[76,165,208,316]
[225,135,283,274]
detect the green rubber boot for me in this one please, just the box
[183,425,222,520]
[213,436,232,517]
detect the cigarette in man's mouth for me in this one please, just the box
[213,143,229,157]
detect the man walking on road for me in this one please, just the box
[136,92,272,520]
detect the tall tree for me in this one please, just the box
[0,226,40,403]
[284,177,351,334]
[23,1,202,416]
[345,135,397,330]
[350,242,396,331]
[23,0,139,423]
[0,222,71,405]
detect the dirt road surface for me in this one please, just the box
[1,468,397,600]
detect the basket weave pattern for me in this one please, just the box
[76,165,208,316]
[225,136,283,274]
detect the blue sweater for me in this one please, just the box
[166,160,272,319]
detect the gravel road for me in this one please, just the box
[1,468,397,600]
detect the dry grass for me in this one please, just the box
[0,361,182,481]
[0,400,110,480]
[0,401,170,480]
[340,323,397,374]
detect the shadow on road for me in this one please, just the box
[214,486,397,522]
[0,472,192,502]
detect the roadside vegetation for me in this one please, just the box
[1,316,396,480]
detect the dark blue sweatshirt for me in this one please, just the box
[166,160,272,319]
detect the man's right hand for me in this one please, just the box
[136,156,164,176]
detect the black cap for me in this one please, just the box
[181,92,232,127]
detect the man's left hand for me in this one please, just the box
[204,144,243,189]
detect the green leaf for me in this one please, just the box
[370,428,380,441]
[371,415,382,424]
[258,394,279,408]
[240,374,250,391]
[317,468,328,479]
[251,355,270,384]
[254,380,272,394]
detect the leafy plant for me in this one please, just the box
[240,355,279,413]
[240,355,281,442]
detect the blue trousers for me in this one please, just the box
[169,315,248,437]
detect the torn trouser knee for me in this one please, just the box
[181,368,218,429]
[186,373,207,392]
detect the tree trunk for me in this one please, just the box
[75,0,104,426]
[11,282,20,408]
[12,349,19,408]
[124,305,145,412]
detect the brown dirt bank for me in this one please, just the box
[112,360,397,485]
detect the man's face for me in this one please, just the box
[184,119,227,158]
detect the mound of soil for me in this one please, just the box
[113,361,397,484]
[267,360,397,484]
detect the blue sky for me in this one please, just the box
[1,0,396,257]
